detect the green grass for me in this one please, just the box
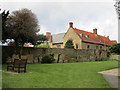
[2,60,118,88]
[35,45,50,48]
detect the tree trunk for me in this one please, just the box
[14,40,18,55]
[19,43,24,59]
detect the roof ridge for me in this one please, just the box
[74,28,108,38]
[52,33,65,35]
[74,28,92,33]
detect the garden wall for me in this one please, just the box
[2,46,109,64]
[109,55,120,61]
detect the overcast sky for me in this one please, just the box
[1,0,118,42]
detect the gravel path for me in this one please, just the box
[98,68,120,89]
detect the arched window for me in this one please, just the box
[76,44,78,49]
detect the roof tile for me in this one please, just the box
[74,28,116,46]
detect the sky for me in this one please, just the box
[1,0,118,42]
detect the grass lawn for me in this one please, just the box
[2,60,118,88]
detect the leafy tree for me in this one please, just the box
[6,8,40,58]
[2,10,9,41]
[109,43,120,55]
[7,8,39,45]
[36,34,48,45]
[64,39,74,48]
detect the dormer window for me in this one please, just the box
[86,35,89,38]
[80,33,84,37]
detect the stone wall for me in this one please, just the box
[109,55,120,61]
[2,46,109,64]
[82,42,109,50]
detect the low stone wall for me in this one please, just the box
[109,55,120,60]
[2,46,109,64]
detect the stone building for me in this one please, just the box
[44,22,116,50]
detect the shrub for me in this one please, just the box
[2,46,15,64]
[41,55,54,63]
[109,43,120,55]
[64,39,74,48]
[35,45,50,48]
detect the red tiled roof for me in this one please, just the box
[74,28,116,46]
[111,40,117,44]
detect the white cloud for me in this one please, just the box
[1,1,118,42]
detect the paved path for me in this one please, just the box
[98,68,120,89]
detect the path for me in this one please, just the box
[98,68,120,89]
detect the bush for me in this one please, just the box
[41,55,54,63]
[35,45,50,48]
[109,43,120,55]
[64,39,74,48]
[2,46,15,64]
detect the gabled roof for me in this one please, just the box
[52,33,65,44]
[74,28,116,46]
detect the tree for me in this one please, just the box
[6,8,40,58]
[36,34,48,45]
[109,43,120,55]
[114,0,120,19]
[2,10,9,41]
[64,39,74,48]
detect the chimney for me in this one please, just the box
[107,36,109,39]
[93,28,97,34]
[46,32,51,36]
[46,32,52,42]
[49,36,52,42]
[69,22,73,28]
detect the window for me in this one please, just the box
[76,44,78,49]
[87,45,90,49]
[86,35,89,38]
[80,33,84,37]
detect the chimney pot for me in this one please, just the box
[93,28,97,34]
[69,22,73,28]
